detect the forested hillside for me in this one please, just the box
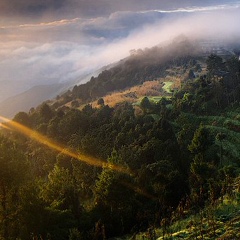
[0,42,240,239]
[52,37,202,108]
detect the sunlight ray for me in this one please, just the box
[0,116,131,174]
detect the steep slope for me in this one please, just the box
[69,38,202,102]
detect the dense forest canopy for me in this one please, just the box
[0,41,240,239]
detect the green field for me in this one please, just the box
[162,81,174,93]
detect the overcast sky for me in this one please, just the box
[0,0,236,21]
[0,0,240,102]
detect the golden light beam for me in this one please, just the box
[120,181,157,200]
[0,122,12,130]
[0,116,158,200]
[0,116,131,175]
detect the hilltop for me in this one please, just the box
[46,37,240,113]
[47,37,205,111]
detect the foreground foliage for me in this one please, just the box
[0,49,240,239]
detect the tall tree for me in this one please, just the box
[188,125,217,207]
[206,54,223,76]
[94,150,135,236]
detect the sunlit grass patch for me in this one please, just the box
[148,96,163,102]
[162,81,174,93]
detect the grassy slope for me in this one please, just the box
[162,81,174,94]
[118,181,240,240]
[154,198,240,240]
[115,109,240,240]
[93,79,171,106]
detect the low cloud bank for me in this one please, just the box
[0,5,239,102]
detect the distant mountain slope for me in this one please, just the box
[0,84,65,118]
